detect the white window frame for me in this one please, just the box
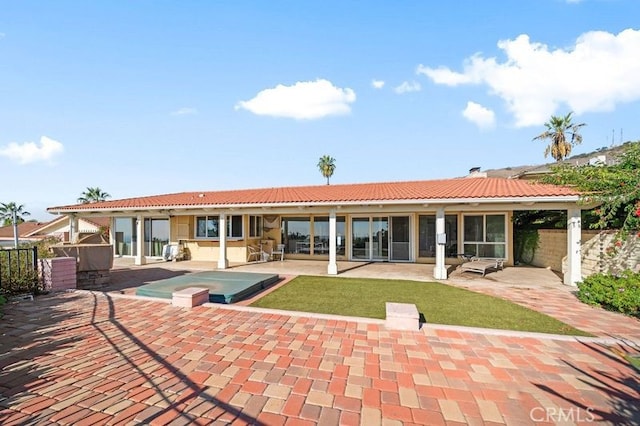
[195,215,244,240]
[249,215,263,238]
[462,213,507,259]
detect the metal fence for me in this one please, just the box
[0,247,39,295]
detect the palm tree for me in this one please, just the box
[0,202,31,248]
[77,187,111,204]
[533,112,586,162]
[317,155,336,185]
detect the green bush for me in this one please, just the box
[577,270,640,318]
[0,269,42,297]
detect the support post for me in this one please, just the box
[69,215,80,244]
[433,207,448,279]
[564,207,582,286]
[12,210,19,248]
[328,209,338,275]
[135,215,146,265]
[218,213,228,269]
[109,217,115,255]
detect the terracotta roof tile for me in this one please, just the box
[48,177,580,212]
[0,222,48,239]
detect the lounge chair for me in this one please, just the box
[459,257,504,277]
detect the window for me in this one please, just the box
[196,216,218,238]
[313,216,346,255]
[228,215,243,238]
[281,217,310,254]
[144,218,169,257]
[114,217,136,256]
[249,216,263,238]
[195,215,243,239]
[418,215,458,257]
[463,214,506,258]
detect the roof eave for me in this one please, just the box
[47,195,583,215]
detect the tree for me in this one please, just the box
[77,187,111,204]
[317,155,336,185]
[542,141,640,233]
[0,202,31,248]
[533,112,586,162]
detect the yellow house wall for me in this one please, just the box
[167,211,514,265]
[169,215,269,263]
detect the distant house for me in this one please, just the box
[0,216,109,247]
[47,176,588,285]
[485,142,632,180]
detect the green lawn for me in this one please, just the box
[251,276,592,336]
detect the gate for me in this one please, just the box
[0,247,39,295]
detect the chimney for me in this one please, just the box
[467,166,487,178]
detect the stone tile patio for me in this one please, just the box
[1,259,639,424]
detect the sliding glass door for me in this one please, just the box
[390,216,410,261]
[351,216,410,261]
[144,218,169,257]
[352,218,370,260]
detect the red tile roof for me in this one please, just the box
[0,222,49,239]
[48,178,580,213]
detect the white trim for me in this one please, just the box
[564,208,582,286]
[47,196,583,215]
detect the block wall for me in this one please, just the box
[39,257,77,292]
[532,229,639,277]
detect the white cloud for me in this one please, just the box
[170,107,198,116]
[0,136,64,165]
[371,79,385,89]
[417,29,640,127]
[235,79,356,120]
[394,81,421,94]
[462,101,496,130]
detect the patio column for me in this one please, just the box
[564,207,582,286]
[328,209,338,275]
[433,207,448,279]
[135,215,146,266]
[109,217,115,255]
[68,215,79,243]
[218,213,228,269]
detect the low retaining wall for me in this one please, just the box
[77,269,111,290]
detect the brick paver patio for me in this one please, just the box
[1,290,638,425]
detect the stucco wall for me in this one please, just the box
[532,229,639,276]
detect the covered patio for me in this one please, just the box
[111,257,566,288]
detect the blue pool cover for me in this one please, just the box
[135,271,280,304]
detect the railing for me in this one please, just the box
[0,247,39,295]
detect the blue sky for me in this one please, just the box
[1,0,640,221]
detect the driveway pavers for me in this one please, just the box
[1,289,639,425]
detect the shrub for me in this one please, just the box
[577,270,640,318]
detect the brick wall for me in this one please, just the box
[532,229,639,276]
[39,257,76,292]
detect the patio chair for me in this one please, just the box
[247,245,262,262]
[459,257,504,277]
[271,244,285,261]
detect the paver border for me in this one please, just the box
[87,289,635,345]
